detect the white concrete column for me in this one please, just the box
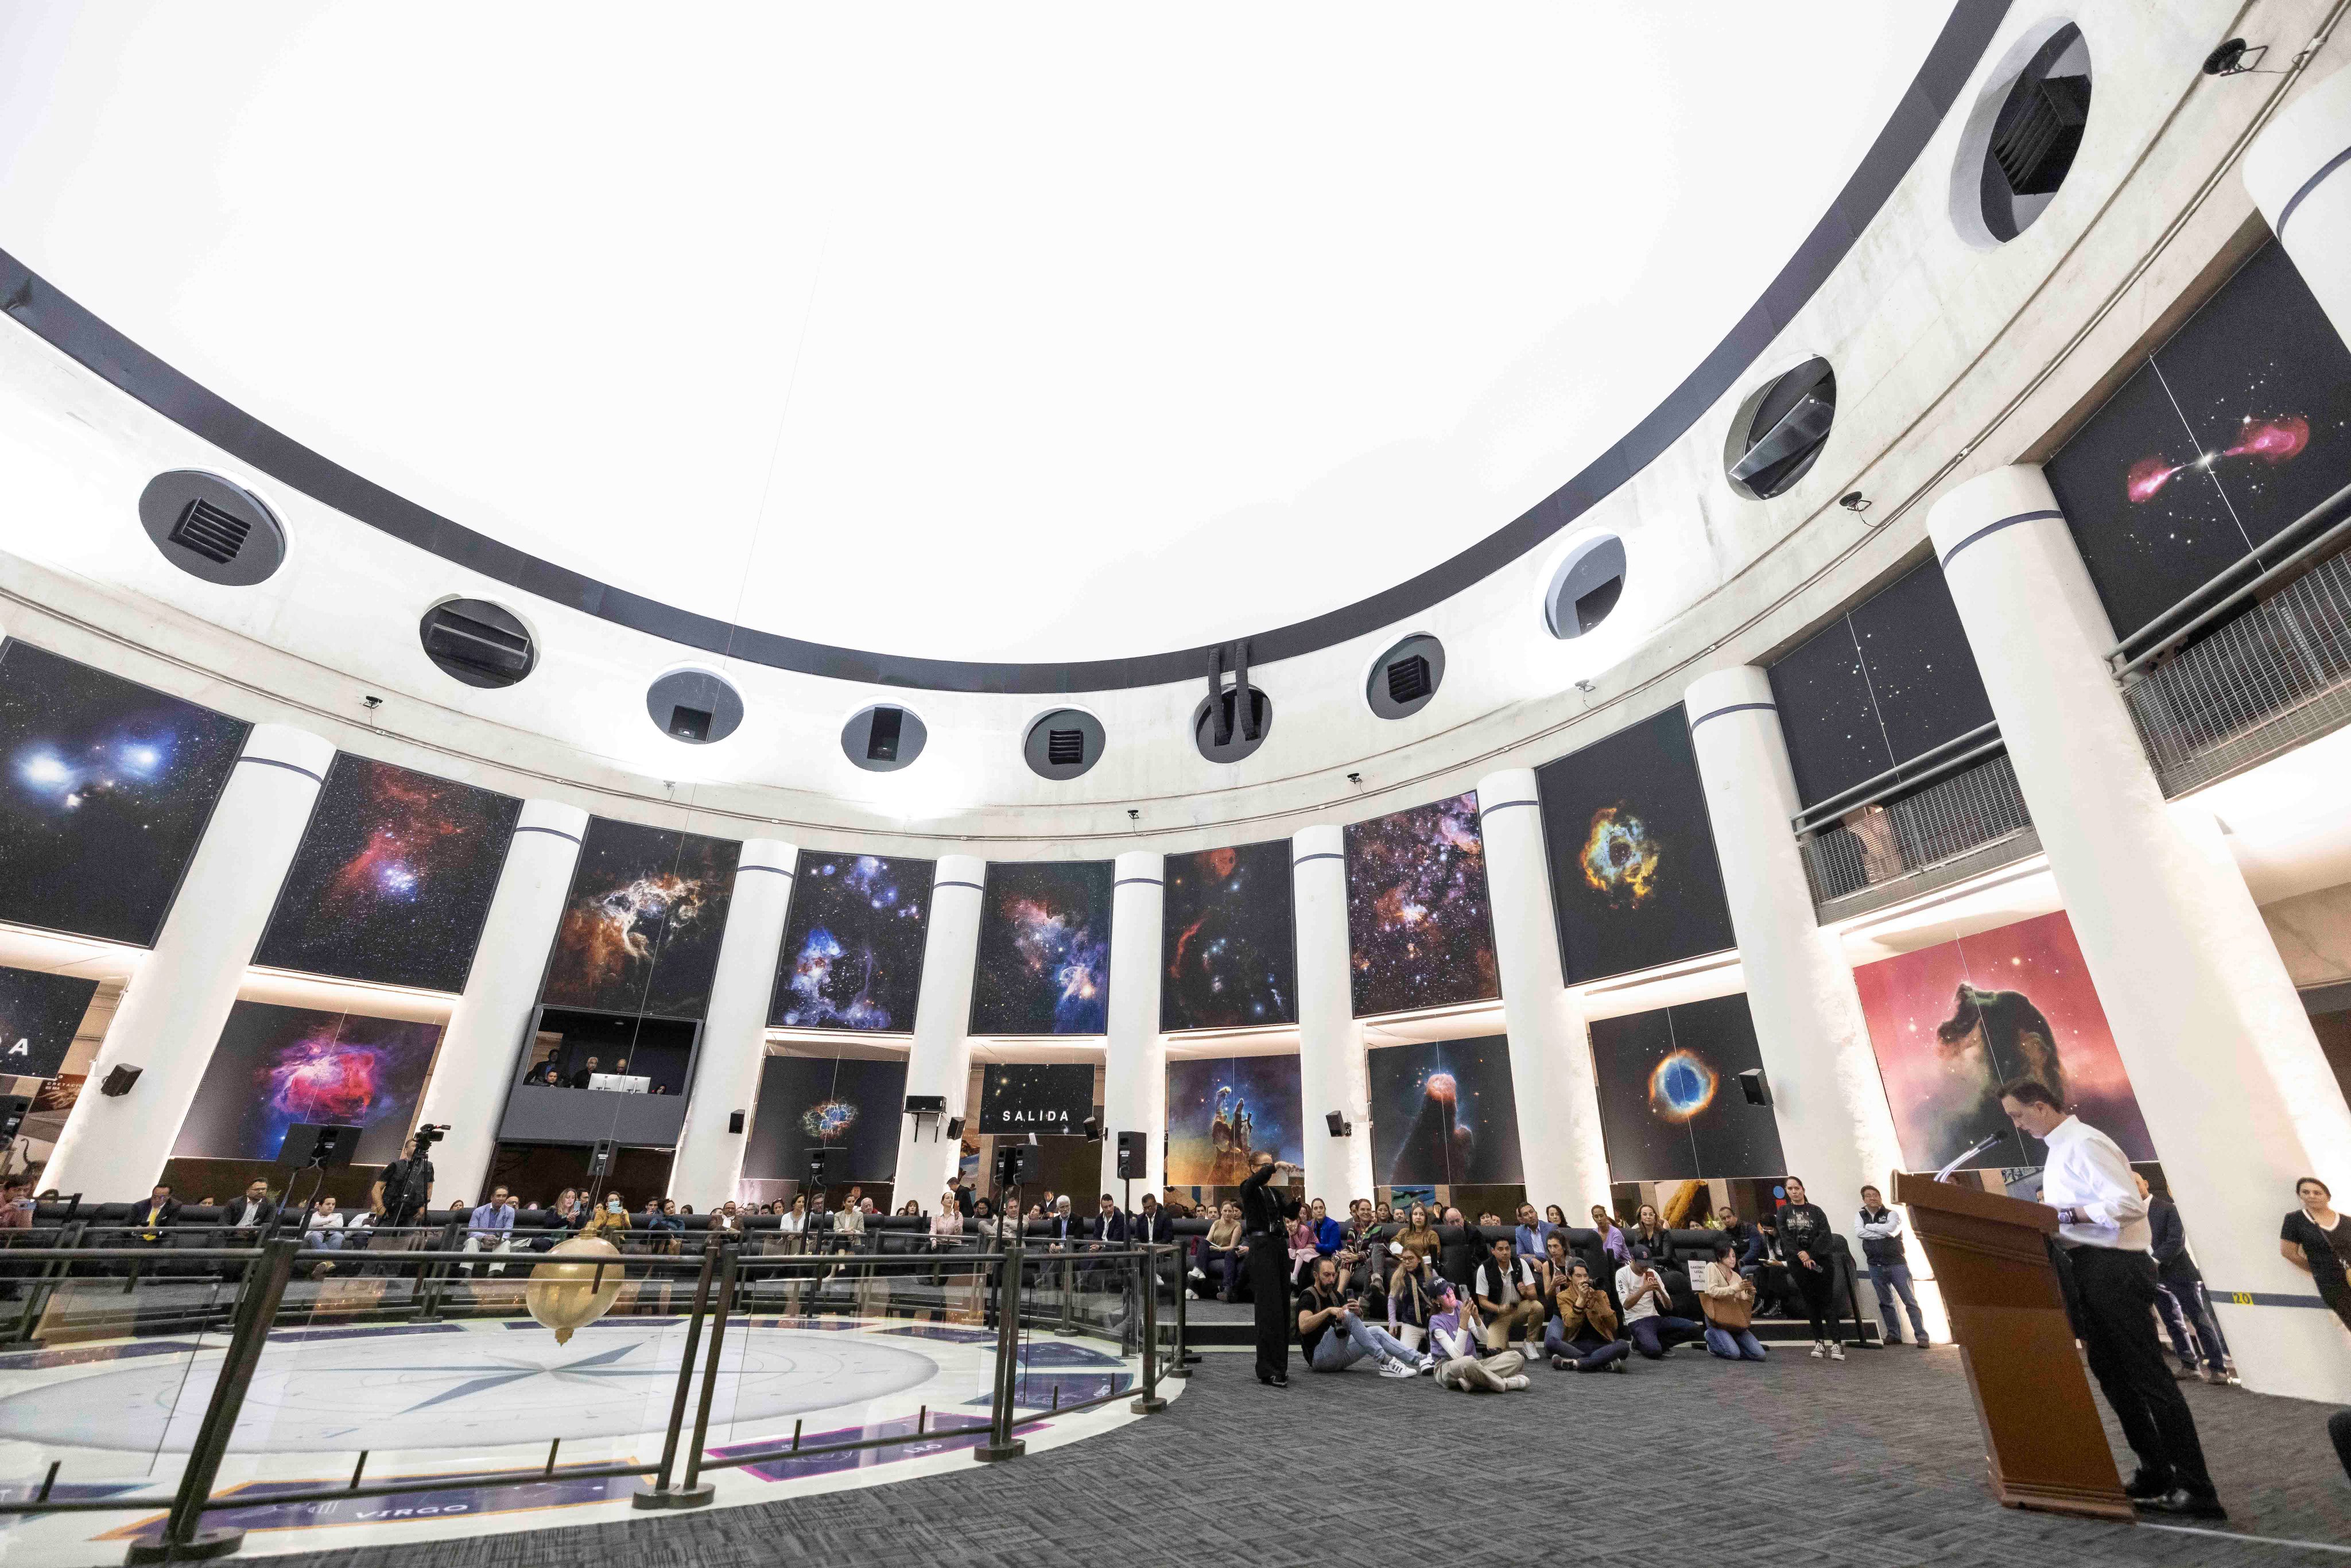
[1474,769,1611,1213]
[1100,850,1167,1197]
[44,723,335,1197]
[670,838,798,1204]
[2245,63,2351,343]
[1292,825,1371,1205]
[1931,464,2351,1400]
[414,799,589,1201]
[1684,667,1937,1343]
[893,855,986,1204]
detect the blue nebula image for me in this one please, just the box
[771,853,932,1032]
[1647,1049,1717,1123]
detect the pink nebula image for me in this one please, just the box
[2124,414,2309,504]
[265,1035,389,1127]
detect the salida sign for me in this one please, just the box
[977,1064,1093,1132]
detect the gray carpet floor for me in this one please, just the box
[271,1344,2350,1567]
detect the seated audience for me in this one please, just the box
[568,1055,602,1089]
[1430,1285,1528,1392]
[133,1184,179,1248]
[1296,1256,1426,1377]
[464,1186,519,1273]
[1202,1201,1245,1301]
[1286,1208,1319,1288]
[1374,1201,1395,1227]
[1776,1177,1846,1359]
[1589,1204,1629,1266]
[1699,1236,1767,1361]
[1541,1241,1628,1372]
[1386,1244,1444,1352]
[1309,1197,1343,1259]
[1473,1234,1546,1353]
[1394,1202,1441,1271]
[1616,1253,1704,1359]
[1625,1202,1669,1262]
[219,1179,277,1242]
[1543,1203,1570,1233]
[302,1196,349,1278]
[932,1191,965,1246]
[581,1189,630,1240]
[1437,1208,1481,1288]
[1512,1202,1550,1260]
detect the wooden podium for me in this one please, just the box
[1890,1171,2133,1520]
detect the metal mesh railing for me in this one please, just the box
[2121,550,2351,796]
[1798,750,2038,916]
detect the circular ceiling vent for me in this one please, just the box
[418,598,537,689]
[1024,708,1104,780]
[1193,685,1271,764]
[843,704,926,771]
[1366,634,1444,720]
[137,471,285,586]
[1724,358,1836,500]
[1543,535,1626,639]
[647,669,743,744]
[1957,23,2092,247]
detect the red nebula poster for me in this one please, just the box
[1853,910,2155,1173]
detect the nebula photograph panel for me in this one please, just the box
[542,818,741,1020]
[0,641,250,946]
[0,964,100,1081]
[1160,840,1296,1033]
[969,860,1112,1035]
[1164,1054,1303,1187]
[1343,794,1497,1018]
[253,755,522,993]
[770,853,934,1033]
[1853,909,2154,1173]
[1365,1034,1522,1187]
[1766,618,1894,809]
[1535,705,1736,985]
[1841,563,1996,767]
[742,1054,907,1183]
[172,1000,441,1165]
[1588,993,1783,1182]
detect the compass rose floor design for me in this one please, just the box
[0,1316,1167,1563]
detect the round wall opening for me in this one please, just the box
[1193,686,1271,764]
[1724,357,1836,500]
[419,598,537,689]
[1543,535,1627,640]
[1366,634,1445,719]
[137,471,285,586]
[1024,708,1104,780]
[1956,23,2092,247]
[646,669,743,744]
[843,704,927,771]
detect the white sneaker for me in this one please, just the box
[1829,1342,1846,1361]
[1379,1358,1417,1378]
[1417,1354,1438,1375]
[1809,1341,1825,1359]
[1503,1375,1530,1391]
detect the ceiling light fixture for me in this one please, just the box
[2202,38,2269,76]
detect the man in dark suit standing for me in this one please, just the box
[1240,1151,1297,1387]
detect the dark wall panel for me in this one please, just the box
[1161,840,1296,1032]
[742,1054,907,1183]
[1845,564,1995,764]
[1535,704,1736,985]
[0,641,248,946]
[254,755,521,993]
[970,862,1113,1035]
[770,853,933,1032]
[1767,618,1891,808]
[542,818,739,1020]
[1344,794,1497,1017]
[0,964,100,1081]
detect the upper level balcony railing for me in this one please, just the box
[2113,479,2351,797]
[1794,724,2040,921]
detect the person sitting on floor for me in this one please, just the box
[1540,1242,1629,1373]
[1616,1253,1704,1359]
[1700,1235,1768,1361]
[1430,1284,1529,1392]
[1386,1243,1444,1353]
[1473,1233,1546,1354]
[1296,1256,1426,1378]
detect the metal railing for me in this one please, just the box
[1795,746,2038,919]
[0,1227,1181,1562]
[2115,478,2351,796]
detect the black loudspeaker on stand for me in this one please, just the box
[1115,1131,1145,1181]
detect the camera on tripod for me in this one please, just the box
[413,1124,450,1148]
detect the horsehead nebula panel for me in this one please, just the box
[0,640,249,947]
[542,817,742,1020]
[2047,239,2351,641]
[969,860,1114,1035]
[1534,704,1736,986]
[253,754,522,993]
[1160,840,1297,1033]
[769,853,935,1032]
[1852,908,2154,1174]
[1343,794,1498,1018]
[172,1000,442,1164]
[742,1053,909,1182]
[1163,1054,1303,1187]
[1364,1035,1522,1187]
[1587,994,1782,1183]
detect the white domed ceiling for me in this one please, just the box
[0,3,1954,667]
